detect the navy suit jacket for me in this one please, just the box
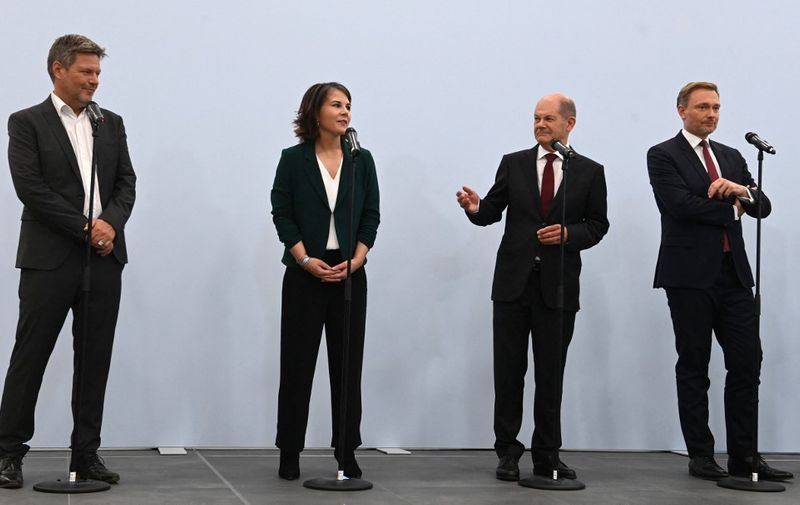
[8,97,136,269]
[468,145,609,310]
[647,131,770,289]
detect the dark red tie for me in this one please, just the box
[540,153,557,216]
[700,140,731,252]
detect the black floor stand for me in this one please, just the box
[303,137,372,492]
[717,148,784,493]
[518,146,584,492]
[34,115,110,494]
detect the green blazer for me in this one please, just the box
[271,140,380,267]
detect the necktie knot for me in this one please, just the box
[545,153,557,162]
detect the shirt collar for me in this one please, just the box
[50,91,83,119]
[681,128,709,149]
[537,143,564,161]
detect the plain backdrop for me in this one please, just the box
[1,1,798,452]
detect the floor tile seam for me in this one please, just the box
[368,480,417,504]
[194,449,253,505]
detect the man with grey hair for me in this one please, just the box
[457,93,608,482]
[0,34,136,489]
[647,81,792,481]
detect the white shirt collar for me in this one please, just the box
[50,91,85,119]
[537,143,564,161]
[681,129,709,149]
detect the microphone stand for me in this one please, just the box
[717,148,785,493]
[519,150,585,491]
[303,142,372,492]
[34,116,110,494]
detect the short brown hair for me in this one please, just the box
[293,82,352,143]
[677,81,718,107]
[47,34,106,82]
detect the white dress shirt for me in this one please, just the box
[51,92,102,219]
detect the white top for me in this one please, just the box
[537,145,565,194]
[51,92,102,219]
[317,155,342,250]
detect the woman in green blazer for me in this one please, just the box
[270,82,380,480]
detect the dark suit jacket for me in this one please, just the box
[647,132,770,289]
[8,97,136,269]
[271,141,380,267]
[468,145,609,310]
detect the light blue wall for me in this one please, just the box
[1,0,798,451]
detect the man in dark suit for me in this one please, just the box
[647,81,792,481]
[0,34,136,489]
[457,93,608,481]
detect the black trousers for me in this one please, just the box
[0,244,123,458]
[493,268,576,466]
[275,250,367,453]
[665,253,762,458]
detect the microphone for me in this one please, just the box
[85,101,105,127]
[345,127,361,157]
[550,139,576,159]
[744,132,776,155]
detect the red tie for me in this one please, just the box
[540,153,557,216]
[700,140,731,252]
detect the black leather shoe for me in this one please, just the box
[0,456,23,489]
[77,453,120,484]
[278,451,300,480]
[334,450,362,479]
[728,455,794,481]
[343,459,362,479]
[496,455,520,481]
[688,456,728,480]
[533,459,577,480]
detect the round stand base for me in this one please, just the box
[34,478,111,494]
[303,476,373,491]
[717,476,785,492]
[519,475,585,491]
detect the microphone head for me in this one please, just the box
[549,139,562,150]
[745,131,776,154]
[85,101,105,126]
[344,127,361,156]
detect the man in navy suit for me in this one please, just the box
[647,81,792,481]
[457,93,608,481]
[0,34,136,489]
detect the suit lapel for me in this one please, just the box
[549,152,569,218]
[301,142,329,206]
[708,139,727,178]
[334,139,352,210]
[37,98,82,182]
[524,145,542,218]
[675,132,711,185]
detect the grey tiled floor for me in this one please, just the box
[1,449,797,504]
